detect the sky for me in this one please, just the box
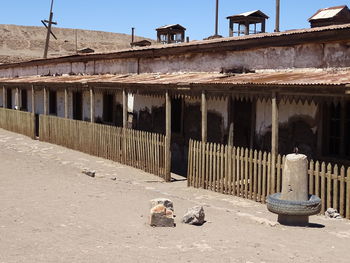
[1,0,349,40]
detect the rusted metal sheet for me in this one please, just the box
[0,23,350,69]
[0,70,349,87]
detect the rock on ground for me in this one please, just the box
[325,208,342,219]
[150,198,174,211]
[182,206,205,225]
[149,204,175,227]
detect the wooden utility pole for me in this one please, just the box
[43,0,57,59]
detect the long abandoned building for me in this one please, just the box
[1,6,350,219]
[0,8,350,177]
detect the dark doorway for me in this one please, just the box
[72,91,83,120]
[6,88,12,109]
[103,93,114,123]
[171,98,183,134]
[21,89,28,111]
[230,99,254,148]
[49,90,57,115]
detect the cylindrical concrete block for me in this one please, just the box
[281,154,308,201]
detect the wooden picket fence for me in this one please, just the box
[187,139,350,219]
[0,107,35,139]
[39,115,166,179]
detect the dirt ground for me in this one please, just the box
[0,24,154,64]
[0,128,349,263]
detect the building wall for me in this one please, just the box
[255,99,318,157]
[35,89,44,115]
[0,42,349,78]
[57,91,65,117]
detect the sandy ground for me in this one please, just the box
[0,128,349,263]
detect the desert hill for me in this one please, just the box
[0,24,154,64]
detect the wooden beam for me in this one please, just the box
[43,87,48,115]
[31,85,35,113]
[123,89,128,128]
[15,87,19,110]
[64,88,68,118]
[201,91,207,143]
[165,91,172,182]
[90,87,95,123]
[271,92,279,194]
[2,86,6,108]
[122,89,128,164]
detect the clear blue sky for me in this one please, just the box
[1,0,349,40]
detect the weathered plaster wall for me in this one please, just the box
[0,42,349,78]
[94,92,103,121]
[255,100,318,157]
[35,89,44,115]
[82,91,90,121]
[57,91,65,117]
[11,89,15,109]
[27,89,32,112]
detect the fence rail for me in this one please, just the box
[0,108,35,139]
[187,139,350,219]
[39,115,166,179]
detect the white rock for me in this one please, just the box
[150,198,174,211]
[182,206,205,225]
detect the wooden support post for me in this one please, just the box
[271,92,279,194]
[15,87,19,110]
[64,88,68,118]
[122,89,128,164]
[90,87,95,123]
[43,87,48,115]
[201,91,207,143]
[31,85,35,113]
[165,91,171,182]
[123,89,128,129]
[2,86,6,108]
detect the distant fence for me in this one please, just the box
[39,115,167,179]
[0,108,35,139]
[187,139,350,219]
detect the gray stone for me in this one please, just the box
[325,208,342,219]
[82,169,95,178]
[182,206,205,225]
[150,198,174,211]
[149,204,175,227]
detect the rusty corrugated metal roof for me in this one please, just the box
[0,69,350,87]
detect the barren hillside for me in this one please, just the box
[0,24,154,64]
